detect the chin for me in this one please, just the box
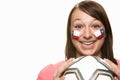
[78,53,94,56]
[84,54,94,56]
[82,52,95,56]
[77,51,98,57]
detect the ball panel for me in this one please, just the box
[64,68,84,80]
[64,56,114,80]
[90,69,114,80]
[94,57,111,70]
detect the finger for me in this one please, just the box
[55,58,74,78]
[114,77,119,80]
[56,58,74,76]
[104,58,120,79]
[61,75,65,80]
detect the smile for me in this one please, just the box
[80,41,96,45]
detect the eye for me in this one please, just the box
[92,24,101,29]
[74,24,82,29]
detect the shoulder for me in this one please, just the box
[37,61,64,80]
[117,59,120,68]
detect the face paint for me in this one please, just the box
[94,29,105,40]
[71,30,80,40]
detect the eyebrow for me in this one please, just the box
[72,18,98,24]
[72,18,81,23]
[71,18,81,25]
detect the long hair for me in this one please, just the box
[65,0,117,64]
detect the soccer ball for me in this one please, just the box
[64,56,114,80]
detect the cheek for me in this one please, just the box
[97,38,105,49]
[71,30,81,40]
[71,39,79,49]
[94,29,105,40]
[71,39,77,45]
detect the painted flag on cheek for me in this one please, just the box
[71,30,80,40]
[94,29,105,40]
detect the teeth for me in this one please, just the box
[82,42,94,45]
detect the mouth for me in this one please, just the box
[80,40,96,46]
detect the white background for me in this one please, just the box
[0,0,120,80]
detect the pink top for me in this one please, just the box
[37,60,120,80]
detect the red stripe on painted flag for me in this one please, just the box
[71,30,80,40]
[94,29,104,40]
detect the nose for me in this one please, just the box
[83,28,92,40]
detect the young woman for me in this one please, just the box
[37,1,120,80]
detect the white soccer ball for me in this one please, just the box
[64,56,114,80]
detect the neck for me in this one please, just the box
[75,51,102,58]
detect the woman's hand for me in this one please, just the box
[104,58,120,80]
[53,58,74,80]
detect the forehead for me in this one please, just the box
[71,8,96,23]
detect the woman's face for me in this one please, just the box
[71,8,105,57]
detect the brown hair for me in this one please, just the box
[65,0,117,64]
